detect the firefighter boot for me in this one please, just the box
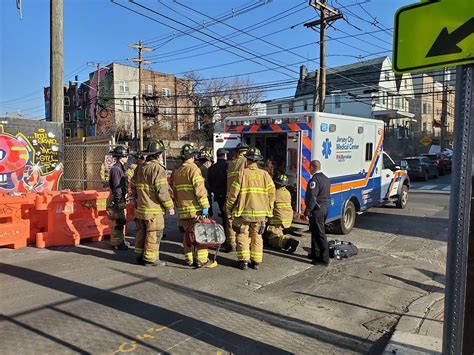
[238,261,248,270]
[144,260,167,267]
[135,256,145,265]
[249,261,260,270]
[287,238,300,254]
[114,241,129,251]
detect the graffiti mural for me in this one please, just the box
[0,119,63,193]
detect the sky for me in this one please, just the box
[0,0,415,119]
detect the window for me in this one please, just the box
[65,112,71,122]
[423,122,427,131]
[147,84,154,95]
[382,92,387,106]
[384,71,390,81]
[303,99,308,111]
[289,101,294,112]
[334,95,341,108]
[163,107,172,116]
[383,153,394,169]
[124,100,130,112]
[73,96,77,106]
[436,108,441,115]
[73,129,77,137]
[277,104,282,114]
[64,96,70,106]
[65,128,72,138]
[120,99,125,111]
[119,81,129,92]
[423,103,428,114]
[162,88,171,98]
[365,143,373,161]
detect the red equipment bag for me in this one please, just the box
[186,216,226,248]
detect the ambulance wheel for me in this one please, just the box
[335,201,356,235]
[395,185,408,209]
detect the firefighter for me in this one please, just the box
[265,174,300,253]
[131,140,174,266]
[197,148,214,217]
[126,151,146,182]
[107,146,129,250]
[208,148,228,232]
[225,142,249,252]
[171,144,211,268]
[225,147,275,270]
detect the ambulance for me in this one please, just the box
[213,112,410,234]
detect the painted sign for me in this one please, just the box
[0,118,63,193]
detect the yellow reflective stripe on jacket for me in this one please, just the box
[198,196,209,205]
[234,210,272,217]
[266,182,275,190]
[178,205,201,213]
[240,187,269,194]
[162,200,174,209]
[135,183,157,192]
[228,171,239,177]
[231,181,241,189]
[269,218,293,224]
[192,176,204,185]
[276,202,292,208]
[136,206,164,214]
[175,183,194,191]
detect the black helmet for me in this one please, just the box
[180,144,198,159]
[198,148,213,162]
[145,140,165,155]
[236,142,249,151]
[109,146,129,158]
[245,147,263,161]
[274,174,289,187]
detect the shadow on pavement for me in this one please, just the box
[294,292,442,323]
[355,213,448,241]
[0,263,289,354]
[116,269,376,353]
[383,273,445,294]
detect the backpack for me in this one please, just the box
[329,240,358,260]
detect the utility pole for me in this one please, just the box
[305,0,342,112]
[50,0,63,123]
[129,41,154,150]
[440,68,448,149]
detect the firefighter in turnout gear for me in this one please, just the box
[171,144,211,268]
[107,146,129,250]
[225,142,249,252]
[131,141,174,267]
[198,148,214,217]
[265,174,300,253]
[226,147,275,270]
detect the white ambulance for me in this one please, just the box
[214,112,409,234]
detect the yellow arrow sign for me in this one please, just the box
[393,0,474,73]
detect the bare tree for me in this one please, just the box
[184,72,265,142]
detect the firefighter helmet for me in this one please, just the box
[145,140,165,155]
[274,174,289,187]
[180,144,198,159]
[245,147,263,161]
[109,146,129,158]
[236,142,249,151]
[198,148,213,162]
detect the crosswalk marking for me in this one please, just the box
[410,183,451,192]
[442,186,451,191]
[418,185,437,190]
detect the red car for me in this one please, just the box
[421,153,452,175]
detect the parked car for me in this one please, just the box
[421,153,452,175]
[404,156,439,181]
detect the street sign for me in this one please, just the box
[393,0,474,73]
[420,136,432,146]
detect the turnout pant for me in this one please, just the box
[234,219,264,263]
[265,224,291,250]
[309,207,329,263]
[134,216,164,263]
[180,218,209,266]
[109,207,127,246]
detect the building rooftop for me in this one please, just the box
[295,56,388,97]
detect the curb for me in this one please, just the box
[383,292,444,354]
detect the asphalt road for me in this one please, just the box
[0,178,450,354]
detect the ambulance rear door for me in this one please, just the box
[213,133,241,161]
[286,130,303,213]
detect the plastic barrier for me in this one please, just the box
[0,194,35,249]
[35,190,112,248]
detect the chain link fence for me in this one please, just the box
[63,137,116,191]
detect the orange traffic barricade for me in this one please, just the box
[0,194,33,249]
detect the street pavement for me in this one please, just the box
[0,177,450,354]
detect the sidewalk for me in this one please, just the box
[383,292,444,354]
